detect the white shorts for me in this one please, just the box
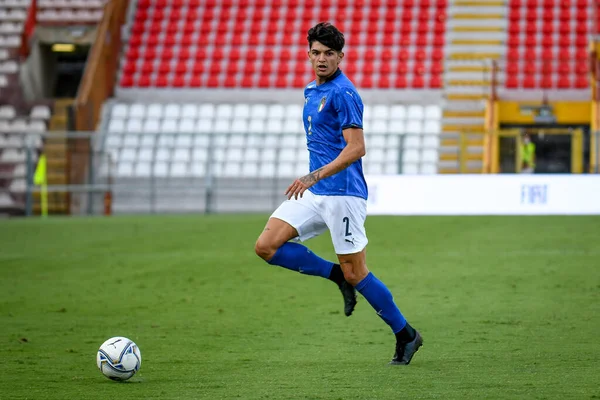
[270,190,368,255]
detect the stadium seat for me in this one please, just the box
[505,0,593,89]
[117,0,447,89]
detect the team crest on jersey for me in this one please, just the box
[318,97,327,112]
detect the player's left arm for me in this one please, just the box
[285,127,365,200]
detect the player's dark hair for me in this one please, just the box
[307,22,345,52]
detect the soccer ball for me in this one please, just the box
[96,336,142,381]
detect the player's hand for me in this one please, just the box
[285,172,319,200]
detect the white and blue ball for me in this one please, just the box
[96,336,141,381]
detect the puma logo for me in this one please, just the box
[108,339,122,348]
[345,238,355,246]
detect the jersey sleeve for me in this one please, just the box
[334,87,363,130]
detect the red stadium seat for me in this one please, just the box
[395,75,408,88]
[542,21,554,34]
[158,61,171,75]
[411,75,425,88]
[575,61,589,74]
[396,62,408,75]
[155,75,169,87]
[141,61,154,74]
[430,61,443,75]
[361,75,373,88]
[557,75,571,88]
[429,74,442,88]
[120,0,450,88]
[522,74,536,88]
[192,62,204,75]
[172,74,186,87]
[506,75,519,88]
[541,35,554,47]
[126,46,140,60]
[575,74,588,88]
[120,74,134,87]
[506,62,519,75]
[189,76,202,87]
[179,48,191,60]
[123,61,137,75]
[558,61,571,74]
[524,62,536,74]
[378,75,391,88]
[175,62,187,75]
[539,75,553,88]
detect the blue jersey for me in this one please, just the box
[302,69,368,200]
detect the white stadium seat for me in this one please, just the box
[199,104,215,119]
[129,103,146,119]
[30,105,51,120]
[101,101,443,178]
[407,105,424,120]
[170,162,188,177]
[216,104,233,119]
[176,135,192,147]
[108,119,125,133]
[406,120,423,134]
[268,104,286,120]
[164,103,181,119]
[424,120,441,134]
[178,119,195,133]
[180,104,198,119]
[250,104,268,119]
[146,103,164,119]
[373,105,390,120]
[248,119,265,133]
[191,162,206,177]
[135,162,151,177]
[231,120,248,134]
[111,104,128,119]
[266,119,283,134]
[142,119,160,133]
[233,104,251,119]
[424,105,442,120]
[160,119,178,133]
[286,104,303,120]
[138,148,153,161]
[153,162,169,177]
[173,148,190,162]
[197,118,213,134]
[126,118,143,133]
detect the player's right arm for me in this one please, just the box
[293,126,365,189]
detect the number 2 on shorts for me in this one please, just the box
[342,216,352,236]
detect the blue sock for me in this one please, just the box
[268,242,334,279]
[355,272,407,333]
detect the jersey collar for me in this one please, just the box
[318,68,342,86]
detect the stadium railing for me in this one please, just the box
[7,130,444,216]
[8,130,599,216]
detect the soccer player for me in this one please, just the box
[254,22,423,365]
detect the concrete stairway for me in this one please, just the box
[33,98,72,214]
[440,0,507,173]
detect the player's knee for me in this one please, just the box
[254,239,275,261]
[341,270,360,286]
[341,265,369,286]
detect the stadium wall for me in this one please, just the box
[366,175,600,216]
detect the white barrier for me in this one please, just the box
[365,175,600,215]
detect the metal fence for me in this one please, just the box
[2,130,443,216]
[3,129,599,216]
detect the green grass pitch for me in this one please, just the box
[1,214,599,399]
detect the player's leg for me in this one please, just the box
[326,196,423,364]
[255,193,354,315]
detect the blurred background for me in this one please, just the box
[0,0,599,217]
